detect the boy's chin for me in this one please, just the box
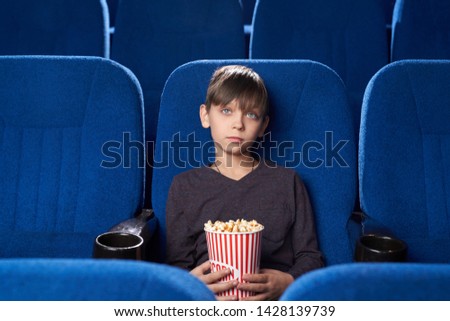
[223,147,254,158]
[215,142,255,158]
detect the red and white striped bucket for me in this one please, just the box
[205,228,263,299]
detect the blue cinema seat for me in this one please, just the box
[151,60,357,266]
[391,0,450,61]
[359,60,450,262]
[250,0,389,133]
[241,0,256,26]
[106,0,119,27]
[240,0,257,57]
[0,56,145,258]
[0,0,109,57]
[280,262,450,300]
[382,0,396,25]
[110,0,246,207]
[0,259,215,300]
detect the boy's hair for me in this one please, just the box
[205,65,268,117]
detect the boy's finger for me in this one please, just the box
[237,281,266,293]
[197,261,211,272]
[190,261,211,276]
[242,273,268,283]
[211,268,232,280]
[201,268,231,283]
[210,279,238,294]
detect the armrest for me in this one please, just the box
[107,208,158,261]
[108,208,155,234]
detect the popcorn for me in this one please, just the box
[204,218,264,298]
[204,219,263,233]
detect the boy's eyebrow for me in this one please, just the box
[217,102,233,108]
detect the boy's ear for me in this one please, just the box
[199,104,210,128]
[258,115,270,137]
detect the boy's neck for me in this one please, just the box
[213,154,257,181]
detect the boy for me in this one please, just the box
[166,65,324,300]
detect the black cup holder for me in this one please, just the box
[93,232,144,260]
[355,234,407,262]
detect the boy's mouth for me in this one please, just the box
[226,136,244,143]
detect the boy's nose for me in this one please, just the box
[232,114,244,130]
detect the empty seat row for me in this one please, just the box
[281,262,450,301]
[2,259,449,300]
[391,0,450,61]
[0,0,109,57]
[109,0,396,29]
[0,258,215,300]
[4,0,448,65]
[0,257,448,301]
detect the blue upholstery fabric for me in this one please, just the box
[110,0,245,206]
[0,56,144,258]
[280,262,450,300]
[0,0,109,57]
[106,0,119,27]
[0,258,215,300]
[391,0,450,61]
[250,0,389,132]
[152,60,356,265]
[240,0,256,25]
[382,0,396,24]
[359,60,450,262]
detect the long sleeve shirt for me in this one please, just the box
[165,159,324,278]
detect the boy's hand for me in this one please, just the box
[237,269,294,301]
[190,261,238,301]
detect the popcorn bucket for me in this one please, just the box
[205,228,263,299]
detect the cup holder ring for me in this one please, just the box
[93,232,144,260]
[355,234,407,262]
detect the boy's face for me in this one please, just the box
[199,99,269,158]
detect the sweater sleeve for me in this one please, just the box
[288,174,325,278]
[165,176,196,270]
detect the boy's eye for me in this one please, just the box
[246,112,259,120]
[221,108,231,115]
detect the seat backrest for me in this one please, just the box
[0,56,144,258]
[359,60,450,262]
[106,0,119,27]
[391,0,450,61]
[0,258,215,300]
[280,262,450,300]
[0,0,109,57]
[382,0,396,25]
[240,0,257,25]
[110,0,245,206]
[250,0,388,131]
[152,59,356,265]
